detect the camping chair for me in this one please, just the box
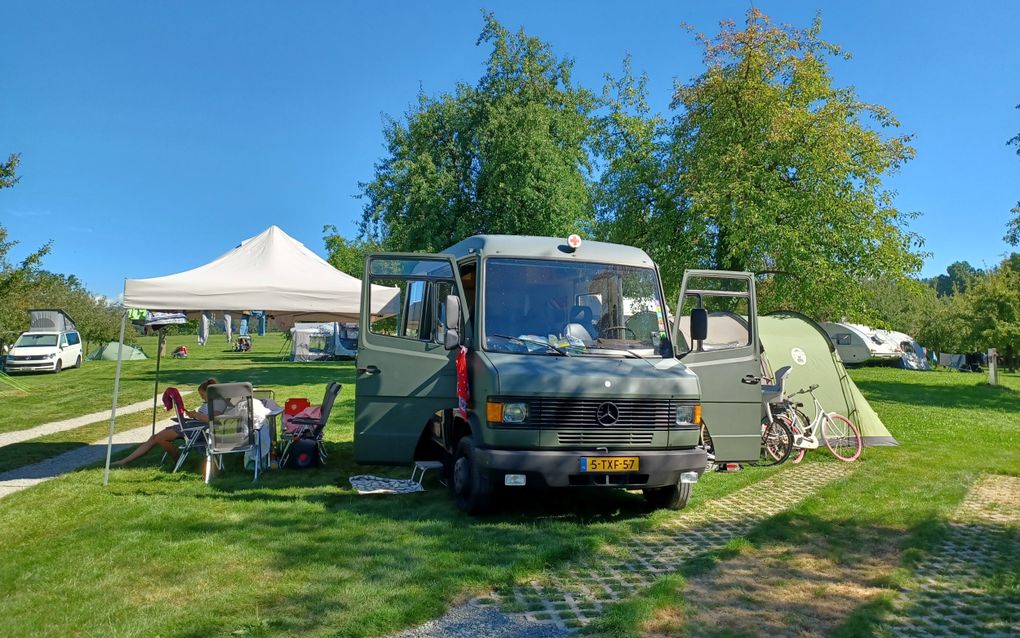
[280,381,341,468]
[160,387,207,473]
[204,382,262,483]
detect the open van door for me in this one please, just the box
[672,270,761,463]
[355,253,468,464]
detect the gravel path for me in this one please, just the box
[0,419,171,499]
[0,392,191,448]
[883,475,1020,638]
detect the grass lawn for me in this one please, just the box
[0,333,304,435]
[1,349,1017,637]
[586,368,1020,637]
[0,333,772,638]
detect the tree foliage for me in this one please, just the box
[322,225,379,279]
[1006,104,1020,246]
[0,153,20,189]
[664,10,923,317]
[358,12,596,252]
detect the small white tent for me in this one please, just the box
[290,322,358,361]
[103,226,397,484]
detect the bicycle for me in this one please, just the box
[753,366,795,466]
[782,384,863,462]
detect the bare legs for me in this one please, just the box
[113,428,181,466]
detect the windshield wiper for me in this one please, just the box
[487,334,570,356]
[585,345,643,360]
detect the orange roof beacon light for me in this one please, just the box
[567,234,582,251]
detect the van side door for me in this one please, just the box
[355,254,468,464]
[672,270,762,463]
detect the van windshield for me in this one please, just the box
[15,334,58,347]
[484,258,672,356]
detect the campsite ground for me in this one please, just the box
[0,334,1017,637]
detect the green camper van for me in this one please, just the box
[353,235,770,513]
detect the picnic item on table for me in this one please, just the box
[284,397,310,415]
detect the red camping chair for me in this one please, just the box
[160,387,207,472]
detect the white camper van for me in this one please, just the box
[4,310,83,373]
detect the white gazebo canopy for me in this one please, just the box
[123,225,394,322]
[104,225,396,485]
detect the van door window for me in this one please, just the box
[367,257,458,343]
[67,332,80,346]
[60,334,68,347]
[676,276,752,354]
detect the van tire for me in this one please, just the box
[643,481,692,510]
[54,359,62,373]
[450,436,493,514]
[74,355,82,369]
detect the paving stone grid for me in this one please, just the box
[472,462,853,631]
[884,475,1020,638]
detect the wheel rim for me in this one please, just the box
[822,414,863,462]
[757,418,792,466]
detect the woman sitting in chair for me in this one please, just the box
[113,377,219,466]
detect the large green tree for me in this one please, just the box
[358,13,596,251]
[663,10,923,317]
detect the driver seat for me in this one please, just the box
[564,322,593,342]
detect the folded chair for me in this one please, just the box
[280,381,341,468]
[204,382,261,483]
[160,387,207,473]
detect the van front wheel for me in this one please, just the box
[643,481,692,510]
[450,436,493,514]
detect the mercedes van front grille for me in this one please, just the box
[556,429,656,446]
[528,398,675,429]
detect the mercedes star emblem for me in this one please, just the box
[596,402,620,426]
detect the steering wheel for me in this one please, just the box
[600,326,637,339]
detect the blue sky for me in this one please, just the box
[2,1,1018,299]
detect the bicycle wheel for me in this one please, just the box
[753,417,793,466]
[821,413,863,462]
[789,407,810,464]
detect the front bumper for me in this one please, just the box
[474,447,708,489]
[4,360,57,372]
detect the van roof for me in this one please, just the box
[443,235,655,268]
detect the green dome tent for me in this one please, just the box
[758,311,896,447]
[88,342,148,361]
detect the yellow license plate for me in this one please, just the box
[581,457,639,472]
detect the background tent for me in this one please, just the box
[758,312,897,447]
[290,322,357,361]
[88,342,147,361]
[103,226,398,485]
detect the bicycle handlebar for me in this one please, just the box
[789,383,820,397]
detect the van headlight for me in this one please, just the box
[486,401,528,424]
[46,353,57,359]
[502,402,528,423]
[676,404,702,425]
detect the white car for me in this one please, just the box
[5,330,83,373]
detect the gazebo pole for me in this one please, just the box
[103,311,128,486]
[150,327,165,436]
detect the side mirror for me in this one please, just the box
[690,307,708,342]
[444,295,461,350]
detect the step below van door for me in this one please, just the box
[672,270,762,463]
[355,253,468,464]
